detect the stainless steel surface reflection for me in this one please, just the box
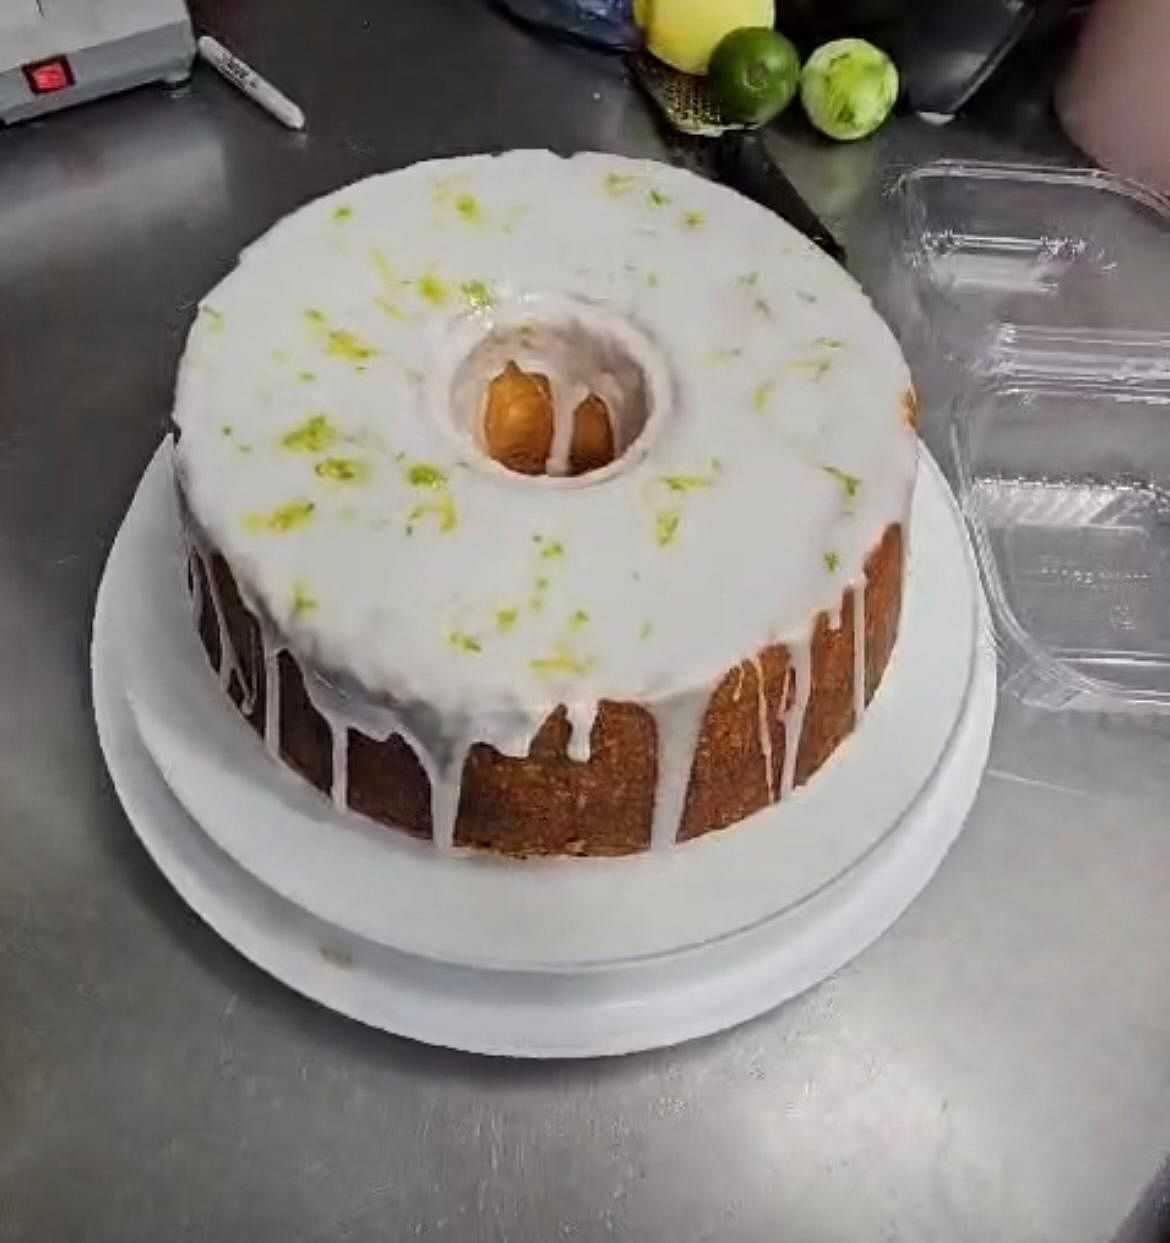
[2,3,1168,1240]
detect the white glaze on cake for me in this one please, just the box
[173,151,916,849]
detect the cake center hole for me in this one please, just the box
[445,305,662,484]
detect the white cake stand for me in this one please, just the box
[92,442,995,1057]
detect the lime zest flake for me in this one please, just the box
[681,210,705,229]
[325,328,377,362]
[647,188,671,207]
[569,609,589,631]
[655,509,681,547]
[639,620,654,641]
[416,271,450,307]
[314,456,371,484]
[405,462,447,489]
[538,539,565,561]
[374,296,406,320]
[530,644,592,678]
[332,204,353,223]
[281,413,339,453]
[297,370,317,383]
[291,581,319,619]
[603,171,637,197]
[460,279,493,310]
[199,306,224,331]
[822,464,862,500]
[824,550,841,573]
[816,337,845,350]
[244,500,316,534]
[495,608,519,634]
[447,630,482,654]
[660,471,715,493]
[752,380,775,413]
[736,272,759,288]
[789,358,832,380]
[646,271,660,288]
[371,248,394,285]
[454,192,482,223]
[221,424,233,437]
[406,492,458,535]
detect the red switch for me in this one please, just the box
[23,56,75,94]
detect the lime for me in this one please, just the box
[800,38,898,141]
[709,28,801,126]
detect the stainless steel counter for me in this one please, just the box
[2,3,1169,1239]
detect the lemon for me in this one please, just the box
[638,0,776,77]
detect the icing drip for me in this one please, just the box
[188,549,204,629]
[852,579,867,725]
[564,700,598,763]
[429,739,472,851]
[779,638,812,798]
[261,621,283,758]
[751,657,775,804]
[186,538,257,715]
[647,687,710,850]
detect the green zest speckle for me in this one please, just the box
[789,358,832,380]
[823,465,862,500]
[824,550,841,573]
[448,630,482,654]
[454,192,481,223]
[495,608,519,633]
[539,539,565,561]
[281,414,339,453]
[332,205,353,223]
[569,609,589,631]
[646,271,660,288]
[325,328,377,362]
[375,296,406,320]
[221,424,233,437]
[530,645,592,678]
[245,500,316,534]
[817,337,845,350]
[753,381,775,413]
[647,188,671,207]
[199,306,224,331]
[639,620,653,641]
[406,491,457,535]
[461,279,493,310]
[660,471,715,493]
[681,210,704,229]
[603,172,636,197]
[315,456,370,484]
[297,370,317,383]
[406,462,447,489]
[304,308,326,324]
[737,272,759,288]
[417,272,450,307]
[655,509,680,547]
[291,581,318,619]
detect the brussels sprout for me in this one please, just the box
[800,38,898,142]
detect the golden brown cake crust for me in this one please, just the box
[186,511,905,857]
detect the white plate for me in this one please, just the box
[92,442,996,1056]
[117,443,980,969]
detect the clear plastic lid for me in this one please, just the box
[893,161,1170,711]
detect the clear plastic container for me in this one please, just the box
[894,161,1170,711]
